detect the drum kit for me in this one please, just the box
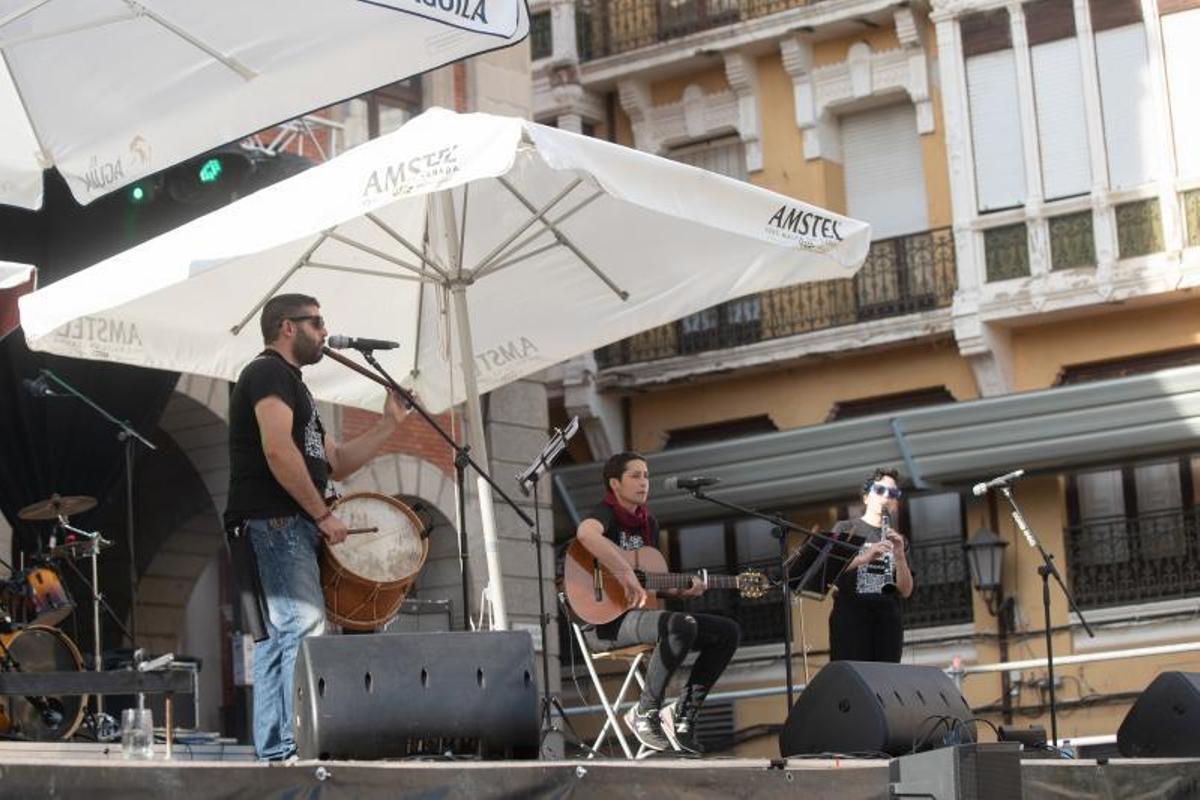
[0,493,114,741]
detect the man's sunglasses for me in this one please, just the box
[869,483,903,500]
[288,315,325,329]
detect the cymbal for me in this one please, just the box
[50,537,111,561]
[17,494,97,522]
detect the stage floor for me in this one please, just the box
[0,743,1196,799]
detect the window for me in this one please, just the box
[1091,0,1161,190]
[1160,5,1200,178]
[1055,345,1200,384]
[664,415,778,449]
[963,10,1028,212]
[827,386,957,422]
[531,11,552,60]
[1027,0,1092,200]
[841,103,930,240]
[364,78,422,140]
[1065,455,1200,608]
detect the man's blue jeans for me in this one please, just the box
[247,515,326,760]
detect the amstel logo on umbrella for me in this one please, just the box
[362,145,462,200]
[765,204,845,246]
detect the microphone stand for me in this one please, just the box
[324,347,534,630]
[39,368,155,660]
[516,417,579,753]
[681,487,860,712]
[996,484,1094,751]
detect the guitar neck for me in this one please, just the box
[640,571,741,591]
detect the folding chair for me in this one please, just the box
[560,594,670,759]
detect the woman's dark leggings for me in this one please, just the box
[585,610,741,710]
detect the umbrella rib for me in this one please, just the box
[467,177,582,278]
[0,0,50,31]
[305,262,427,282]
[230,231,329,335]
[477,241,562,276]
[473,189,603,280]
[365,213,449,280]
[131,2,257,81]
[491,177,629,301]
[325,231,432,278]
[0,10,130,46]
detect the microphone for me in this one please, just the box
[972,469,1026,497]
[327,335,400,351]
[22,376,59,398]
[663,476,721,491]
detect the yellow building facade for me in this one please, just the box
[536,0,1200,758]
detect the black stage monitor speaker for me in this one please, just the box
[779,660,976,758]
[1117,671,1200,757]
[293,631,540,760]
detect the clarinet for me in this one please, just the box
[880,511,898,594]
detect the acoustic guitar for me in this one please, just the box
[563,538,769,625]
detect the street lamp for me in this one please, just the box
[964,525,1015,724]
[964,526,1007,615]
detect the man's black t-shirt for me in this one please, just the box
[224,350,329,526]
[586,503,660,552]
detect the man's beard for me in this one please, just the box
[294,330,324,366]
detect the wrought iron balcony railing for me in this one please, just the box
[901,538,975,630]
[596,227,957,369]
[576,0,819,60]
[1065,506,1200,610]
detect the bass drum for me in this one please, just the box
[320,493,429,631]
[0,625,86,741]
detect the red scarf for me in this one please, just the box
[603,490,654,546]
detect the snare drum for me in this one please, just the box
[319,492,429,631]
[7,565,74,627]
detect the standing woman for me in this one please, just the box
[828,467,915,663]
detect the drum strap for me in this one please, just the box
[224,523,269,642]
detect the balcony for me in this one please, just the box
[596,227,957,369]
[576,0,818,61]
[1065,507,1200,610]
[901,538,974,630]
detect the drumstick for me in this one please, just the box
[346,527,379,535]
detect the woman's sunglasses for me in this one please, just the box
[869,483,903,500]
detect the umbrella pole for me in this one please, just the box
[450,282,510,631]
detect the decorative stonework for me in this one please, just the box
[616,49,763,171]
[781,8,934,162]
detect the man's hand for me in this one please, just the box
[885,530,906,562]
[679,575,706,598]
[618,571,648,609]
[383,389,410,426]
[317,512,349,545]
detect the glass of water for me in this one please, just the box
[121,708,154,759]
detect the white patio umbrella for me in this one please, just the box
[0,0,529,209]
[19,106,871,628]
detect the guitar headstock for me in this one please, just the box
[736,570,769,599]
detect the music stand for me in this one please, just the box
[784,528,865,600]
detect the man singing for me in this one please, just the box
[224,293,407,761]
[574,451,742,755]
[828,467,915,663]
